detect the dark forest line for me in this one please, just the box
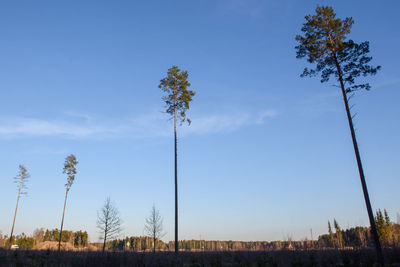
[1,209,399,252]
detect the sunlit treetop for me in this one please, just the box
[14,164,30,195]
[295,5,380,92]
[159,65,195,125]
[63,154,78,190]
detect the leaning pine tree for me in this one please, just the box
[58,154,78,251]
[9,165,30,249]
[159,65,195,253]
[295,5,382,264]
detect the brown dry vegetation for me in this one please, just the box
[33,241,98,251]
[1,248,400,266]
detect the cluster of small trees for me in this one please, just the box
[41,229,88,248]
[0,228,88,249]
[95,198,165,253]
[318,211,400,249]
[6,151,165,252]
[375,209,400,246]
[102,236,166,251]
[1,233,35,249]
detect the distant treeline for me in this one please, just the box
[319,210,400,249]
[0,228,88,249]
[105,210,400,252]
[1,210,399,251]
[105,237,312,252]
[42,228,88,248]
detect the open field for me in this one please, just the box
[1,248,400,267]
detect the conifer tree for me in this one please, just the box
[295,5,382,264]
[328,221,334,247]
[159,65,195,253]
[58,154,78,251]
[333,219,343,248]
[375,209,393,246]
[9,165,30,249]
[384,209,390,225]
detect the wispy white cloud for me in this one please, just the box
[0,117,114,138]
[0,110,277,140]
[183,110,277,135]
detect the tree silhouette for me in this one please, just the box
[97,197,122,252]
[295,5,382,264]
[144,204,165,253]
[58,154,78,251]
[9,165,30,249]
[328,221,334,247]
[159,65,195,253]
[333,219,343,248]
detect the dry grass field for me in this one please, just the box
[1,248,400,266]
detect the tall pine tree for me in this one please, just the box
[295,5,382,264]
[159,66,195,253]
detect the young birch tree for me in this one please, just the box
[58,154,78,251]
[159,65,195,253]
[9,165,30,249]
[295,5,382,264]
[144,204,165,253]
[97,197,122,252]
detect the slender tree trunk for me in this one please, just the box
[174,91,178,253]
[58,189,69,251]
[9,181,22,249]
[153,231,156,253]
[103,207,109,252]
[102,232,107,252]
[333,52,384,265]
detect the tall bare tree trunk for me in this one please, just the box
[174,90,178,253]
[333,53,384,265]
[9,182,22,249]
[58,189,69,251]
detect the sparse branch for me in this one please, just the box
[144,205,165,253]
[97,197,122,252]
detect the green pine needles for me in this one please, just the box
[63,154,78,191]
[159,65,195,125]
[295,5,380,93]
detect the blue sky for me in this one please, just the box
[0,0,399,242]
